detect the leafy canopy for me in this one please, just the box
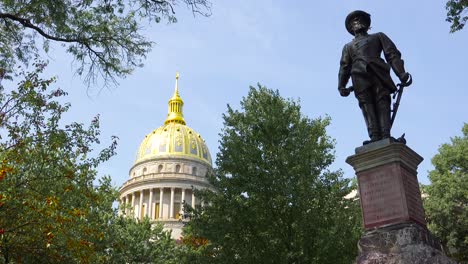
[185,85,362,264]
[423,123,468,262]
[446,0,468,32]
[0,0,211,86]
[107,217,182,264]
[0,62,119,262]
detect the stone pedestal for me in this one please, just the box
[346,140,455,264]
[346,140,425,229]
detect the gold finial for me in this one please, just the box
[175,72,180,91]
[165,72,185,125]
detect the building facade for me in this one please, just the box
[119,73,213,239]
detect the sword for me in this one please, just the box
[390,74,412,128]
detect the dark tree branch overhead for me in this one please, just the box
[0,12,107,70]
[0,13,82,43]
[0,0,212,87]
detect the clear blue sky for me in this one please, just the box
[42,0,467,186]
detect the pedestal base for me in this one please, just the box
[356,224,455,264]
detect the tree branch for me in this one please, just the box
[0,12,82,43]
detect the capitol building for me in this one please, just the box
[119,74,213,239]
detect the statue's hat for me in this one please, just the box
[345,10,371,35]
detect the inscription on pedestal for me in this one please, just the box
[402,168,426,226]
[358,163,406,229]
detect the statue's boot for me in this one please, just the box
[360,103,381,144]
[377,98,391,139]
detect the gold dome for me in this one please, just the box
[134,73,212,165]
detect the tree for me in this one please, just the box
[0,0,211,86]
[0,62,120,263]
[446,0,468,32]
[185,85,362,264]
[106,217,181,263]
[423,123,468,262]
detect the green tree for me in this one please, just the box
[185,85,362,264]
[0,0,211,85]
[446,0,468,32]
[424,123,468,262]
[106,217,181,264]
[0,62,118,263]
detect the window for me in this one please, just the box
[192,167,197,176]
[143,167,147,175]
[155,203,160,219]
[158,164,163,173]
[175,164,181,173]
[140,204,146,219]
[174,202,181,219]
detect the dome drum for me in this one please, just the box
[130,156,210,178]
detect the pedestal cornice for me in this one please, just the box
[346,142,423,173]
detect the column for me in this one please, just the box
[119,197,124,216]
[126,194,130,215]
[159,188,164,219]
[148,188,153,220]
[181,188,186,218]
[139,190,144,219]
[122,195,128,216]
[131,192,136,218]
[191,190,195,208]
[170,187,175,219]
[201,188,205,207]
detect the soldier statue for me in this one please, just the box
[338,10,412,145]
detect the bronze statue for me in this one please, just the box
[338,10,412,145]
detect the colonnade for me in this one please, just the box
[121,187,196,220]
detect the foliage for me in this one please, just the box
[424,123,468,262]
[446,0,468,32]
[0,0,211,86]
[106,217,182,264]
[0,62,119,263]
[185,85,362,264]
[177,224,210,262]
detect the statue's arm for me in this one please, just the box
[338,44,351,90]
[379,32,409,83]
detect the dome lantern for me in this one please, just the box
[165,72,186,125]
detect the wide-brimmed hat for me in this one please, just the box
[345,10,371,35]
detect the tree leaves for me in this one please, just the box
[0,62,119,263]
[185,85,362,264]
[0,0,212,87]
[424,123,468,262]
[446,0,468,32]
